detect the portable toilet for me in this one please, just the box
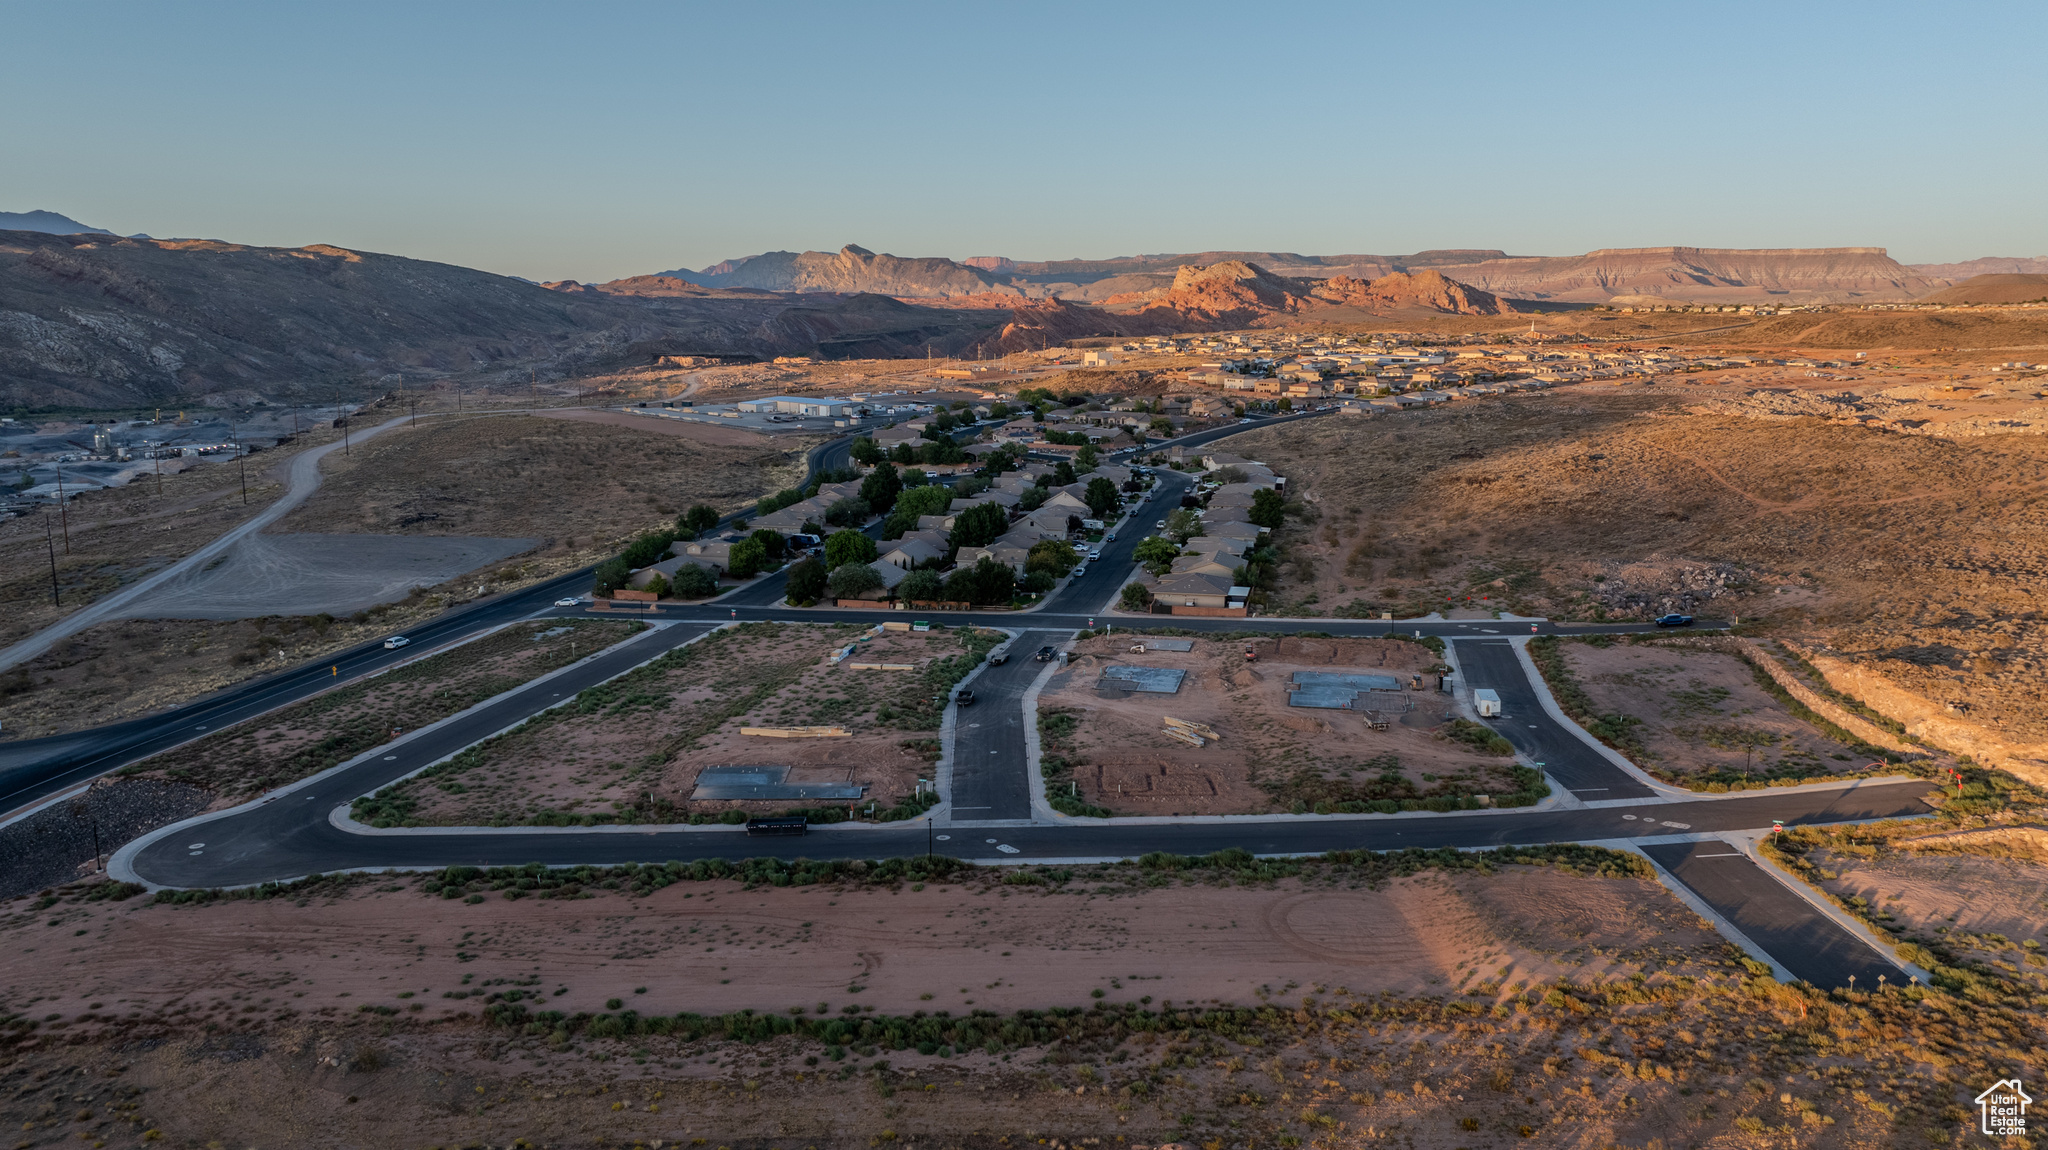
[1474,689,1502,717]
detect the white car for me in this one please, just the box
[1087,548,1102,560]
[382,636,410,650]
[555,597,581,607]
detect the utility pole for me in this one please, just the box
[409,396,418,427]
[230,418,247,504]
[342,410,351,455]
[153,443,162,496]
[53,465,69,553]
[44,511,61,605]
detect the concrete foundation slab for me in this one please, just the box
[1096,666,1187,693]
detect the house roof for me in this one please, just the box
[1153,571,1234,596]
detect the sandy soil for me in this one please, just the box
[277,413,805,558]
[1038,635,1522,815]
[1562,639,1868,782]
[1817,850,2048,964]
[125,619,642,805]
[0,866,1709,1025]
[534,407,799,447]
[0,856,1994,1149]
[371,623,1000,826]
[1236,382,2048,759]
[106,532,539,620]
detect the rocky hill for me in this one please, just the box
[1909,256,2048,283]
[0,210,114,236]
[0,230,801,407]
[1413,247,1935,304]
[1097,262,1515,324]
[1915,273,2048,305]
[1308,268,1516,315]
[658,245,1018,298]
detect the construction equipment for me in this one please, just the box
[1243,644,1258,662]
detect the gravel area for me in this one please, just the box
[0,779,211,898]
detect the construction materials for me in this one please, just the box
[1287,671,1402,710]
[1362,710,1390,731]
[1163,716,1219,740]
[740,725,850,738]
[1129,638,1194,654]
[1161,725,1206,748]
[847,662,914,671]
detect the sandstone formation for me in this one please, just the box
[660,244,1018,298]
[1914,273,2048,305]
[1417,247,1936,304]
[1308,268,1516,315]
[1907,255,2048,282]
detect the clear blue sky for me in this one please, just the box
[4,1,2043,281]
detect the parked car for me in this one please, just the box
[1155,519,1167,529]
[1105,532,1117,542]
[1654,614,1695,627]
[554,597,581,607]
[987,648,1009,666]
[954,690,976,707]
[383,635,410,650]
[1035,645,1057,661]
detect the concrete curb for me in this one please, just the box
[1502,634,1694,799]
[1019,643,1075,825]
[108,621,696,885]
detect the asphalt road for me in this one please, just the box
[1642,840,1907,989]
[1457,639,1660,800]
[947,632,1062,822]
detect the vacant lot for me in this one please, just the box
[4,846,2027,1149]
[123,619,642,803]
[1557,638,1875,786]
[1236,386,2048,772]
[356,622,1001,827]
[1038,633,1531,816]
[276,413,808,581]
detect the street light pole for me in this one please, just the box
[53,464,69,553]
[44,511,60,606]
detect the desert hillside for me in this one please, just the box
[1914,273,2048,305]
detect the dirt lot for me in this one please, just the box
[355,622,1002,828]
[1816,848,2048,967]
[1559,638,1872,785]
[121,619,642,805]
[1235,384,2048,772]
[276,413,807,577]
[1038,634,1530,816]
[3,848,2028,1149]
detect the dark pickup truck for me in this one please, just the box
[1654,614,1695,627]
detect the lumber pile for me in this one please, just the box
[847,662,915,671]
[1161,716,1219,748]
[741,726,850,738]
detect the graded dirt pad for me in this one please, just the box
[276,413,806,568]
[361,622,1001,827]
[1234,385,2048,763]
[1038,634,1520,815]
[123,619,642,804]
[104,532,539,620]
[5,856,2023,1149]
[1560,639,1868,784]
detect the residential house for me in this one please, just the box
[839,560,908,602]
[1150,570,1236,609]
[956,527,1038,574]
[1170,553,1240,581]
[672,539,735,571]
[879,535,946,571]
[998,419,1040,439]
[872,425,926,449]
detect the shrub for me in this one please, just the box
[591,557,631,598]
[899,568,944,603]
[669,564,718,599]
[1120,583,1153,611]
[784,557,827,604]
[827,562,886,601]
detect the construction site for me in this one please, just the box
[1036,632,1530,816]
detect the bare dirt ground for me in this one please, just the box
[1236,383,2048,773]
[532,407,800,447]
[106,531,540,620]
[277,413,806,575]
[121,619,642,805]
[1561,639,1869,784]
[3,852,2026,1149]
[1038,634,1524,815]
[1815,850,2048,968]
[357,622,1001,827]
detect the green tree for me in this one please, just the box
[1149,416,1175,436]
[883,484,953,537]
[1052,460,1077,486]
[1133,536,1181,572]
[890,442,919,465]
[848,437,884,465]
[859,461,902,512]
[947,502,1009,550]
[1026,539,1079,576]
[1084,477,1120,518]
[727,537,769,579]
[1164,507,1203,541]
[1018,486,1048,512]
[823,497,871,527]
[1120,582,1153,611]
[621,529,678,569]
[899,568,944,604]
[670,564,719,599]
[1250,487,1287,529]
[944,557,1015,605]
[783,557,827,605]
[989,401,1012,419]
[1212,465,1249,486]
[1075,444,1099,472]
[591,557,630,597]
[756,488,804,517]
[826,562,885,601]
[641,571,670,599]
[824,529,879,569]
[749,528,787,565]
[681,504,721,534]
[1021,570,1055,594]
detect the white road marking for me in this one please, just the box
[188,842,205,849]
[996,844,1021,854]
